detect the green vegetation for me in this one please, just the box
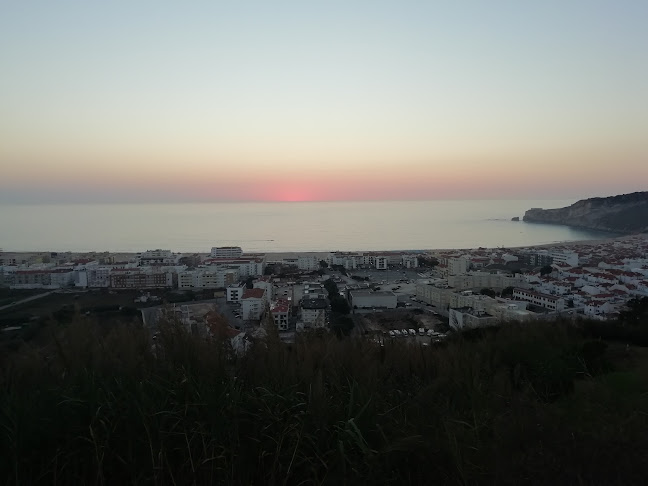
[418,256,439,267]
[540,264,553,276]
[323,278,352,335]
[620,297,648,325]
[500,286,514,297]
[2,306,648,484]
[323,278,339,297]
[330,264,348,276]
[330,296,350,315]
[479,287,497,298]
[0,288,46,307]
[323,278,350,315]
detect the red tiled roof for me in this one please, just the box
[271,302,290,313]
[242,288,265,299]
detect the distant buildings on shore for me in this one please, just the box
[415,237,648,328]
[2,238,648,333]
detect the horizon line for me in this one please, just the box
[0,196,589,205]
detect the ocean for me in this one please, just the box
[0,200,612,254]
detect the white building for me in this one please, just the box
[301,298,328,327]
[401,254,419,268]
[449,308,496,330]
[241,288,267,320]
[11,268,75,289]
[226,283,246,303]
[109,268,174,288]
[513,288,565,311]
[178,268,239,289]
[205,257,265,277]
[349,290,397,309]
[87,266,112,287]
[138,249,180,266]
[447,272,527,291]
[328,252,362,270]
[549,251,579,267]
[210,247,243,259]
[253,278,274,300]
[297,254,320,271]
[584,300,615,318]
[448,256,469,276]
[270,298,291,330]
[374,256,388,270]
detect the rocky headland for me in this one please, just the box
[523,192,648,234]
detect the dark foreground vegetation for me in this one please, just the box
[2,314,648,485]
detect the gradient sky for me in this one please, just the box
[1,1,647,202]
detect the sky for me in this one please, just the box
[1,0,647,203]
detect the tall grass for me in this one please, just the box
[1,317,648,485]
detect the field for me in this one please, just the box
[0,289,141,323]
[0,288,45,307]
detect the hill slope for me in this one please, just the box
[523,192,648,233]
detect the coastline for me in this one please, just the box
[3,234,647,260]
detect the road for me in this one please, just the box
[0,291,57,312]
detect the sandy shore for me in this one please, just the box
[421,233,648,254]
[3,234,647,260]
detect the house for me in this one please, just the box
[513,288,565,311]
[349,290,397,309]
[241,288,267,320]
[270,298,292,331]
[301,298,328,327]
[210,247,242,259]
[226,283,246,303]
[138,249,181,266]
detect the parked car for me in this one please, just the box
[408,329,416,336]
[389,330,395,337]
[418,327,425,335]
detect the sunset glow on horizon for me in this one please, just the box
[1,1,647,203]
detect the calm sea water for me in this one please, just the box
[0,200,611,253]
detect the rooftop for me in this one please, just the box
[301,298,328,309]
[242,288,265,299]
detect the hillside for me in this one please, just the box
[2,310,648,485]
[523,191,648,233]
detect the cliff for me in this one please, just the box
[523,192,648,234]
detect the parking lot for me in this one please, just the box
[342,267,422,299]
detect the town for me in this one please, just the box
[2,235,648,343]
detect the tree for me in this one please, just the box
[540,265,553,276]
[480,288,497,298]
[245,277,254,289]
[330,295,350,314]
[179,255,200,268]
[419,256,439,268]
[319,260,329,268]
[331,264,348,276]
[619,297,648,326]
[323,279,339,297]
[501,286,514,298]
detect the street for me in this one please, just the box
[0,290,57,312]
